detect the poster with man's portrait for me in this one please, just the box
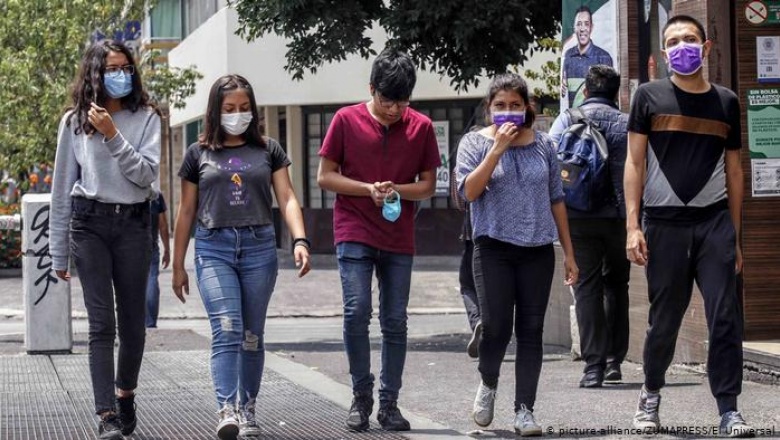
[560,0,620,110]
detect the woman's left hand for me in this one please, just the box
[294,245,311,277]
[563,256,579,286]
[88,102,118,139]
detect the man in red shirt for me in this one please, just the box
[317,49,441,432]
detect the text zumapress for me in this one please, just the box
[549,426,776,436]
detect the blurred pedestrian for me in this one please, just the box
[172,74,311,440]
[145,190,170,328]
[50,39,160,439]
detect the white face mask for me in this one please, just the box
[220,112,253,136]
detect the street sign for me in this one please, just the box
[745,0,780,25]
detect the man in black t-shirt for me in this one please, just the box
[624,15,753,438]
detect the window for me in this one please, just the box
[150,0,182,40]
[184,0,219,37]
[303,107,341,208]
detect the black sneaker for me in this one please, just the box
[346,393,373,432]
[578,370,603,388]
[605,364,622,383]
[98,412,124,440]
[117,394,137,435]
[377,401,411,431]
[467,321,482,358]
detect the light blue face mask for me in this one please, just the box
[382,190,401,222]
[104,71,133,99]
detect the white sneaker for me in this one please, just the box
[720,411,755,438]
[633,386,661,433]
[514,404,542,436]
[239,400,262,437]
[472,381,496,427]
[216,404,239,440]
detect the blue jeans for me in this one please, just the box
[194,225,278,410]
[145,246,160,328]
[337,242,413,403]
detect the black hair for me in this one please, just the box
[482,73,536,128]
[66,39,155,135]
[662,15,707,47]
[370,49,417,101]
[199,74,265,150]
[574,5,592,21]
[585,64,620,101]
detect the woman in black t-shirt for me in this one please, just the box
[172,74,311,440]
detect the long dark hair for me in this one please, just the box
[66,40,154,135]
[482,73,536,128]
[199,74,266,150]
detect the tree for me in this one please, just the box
[0,0,200,177]
[231,0,560,91]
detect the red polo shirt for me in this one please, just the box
[319,103,441,254]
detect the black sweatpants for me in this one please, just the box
[643,210,743,415]
[473,237,555,412]
[570,218,630,373]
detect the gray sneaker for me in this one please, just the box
[720,411,755,438]
[514,404,542,437]
[472,381,496,427]
[239,400,262,437]
[216,403,239,440]
[633,386,661,433]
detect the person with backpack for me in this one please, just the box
[456,73,578,436]
[549,64,631,389]
[625,15,752,437]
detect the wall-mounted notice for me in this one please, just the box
[757,36,780,82]
[751,159,780,197]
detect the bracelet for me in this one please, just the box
[292,237,311,252]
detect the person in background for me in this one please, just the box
[317,49,441,432]
[450,154,481,358]
[457,73,578,436]
[145,190,170,328]
[50,39,160,439]
[172,74,311,440]
[624,15,753,437]
[549,64,630,389]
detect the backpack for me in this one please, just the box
[556,107,610,211]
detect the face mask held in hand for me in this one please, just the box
[665,42,703,76]
[221,112,253,136]
[382,190,401,222]
[492,110,525,127]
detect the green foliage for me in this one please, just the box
[521,38,562,106]
[231,0,560,91]
[0,0,200,176]
[142,50,203,110]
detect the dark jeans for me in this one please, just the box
[643,210,743,414]
[569,218,630,373]
[459,239,480,330]
[473,237,555,412]
[70,197,151,414]
[337,242,413,403]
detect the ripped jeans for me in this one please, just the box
[194,225,278,410]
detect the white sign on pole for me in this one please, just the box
[433,121,450,197]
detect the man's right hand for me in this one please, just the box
[626,228,648,266]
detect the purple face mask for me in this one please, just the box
[492,110,525,127]
[666,42,703,76]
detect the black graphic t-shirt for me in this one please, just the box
[178,138,291,228]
